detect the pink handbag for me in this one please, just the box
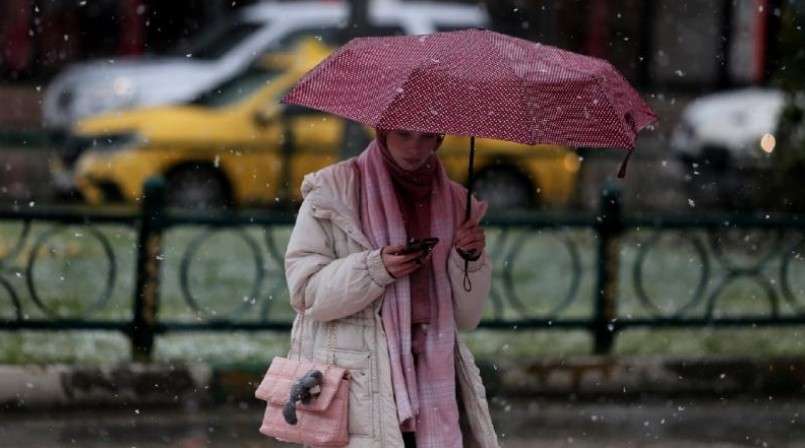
[255,314,351,447]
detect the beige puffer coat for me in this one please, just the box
[284,158,501,447]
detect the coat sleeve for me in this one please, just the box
[448,246,492,331]
[284,199,395,322]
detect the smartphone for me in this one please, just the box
[398,237,439,255]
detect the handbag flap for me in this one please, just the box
[254,355,348,412]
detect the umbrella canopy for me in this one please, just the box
[282,28,657,151]
[282,28,657,284]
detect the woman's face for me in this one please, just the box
[384,130,442,171]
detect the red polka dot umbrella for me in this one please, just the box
[282,28,657,220]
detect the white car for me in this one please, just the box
[671,87,786,171]
[43,0,488,132]
[671,87,787,208]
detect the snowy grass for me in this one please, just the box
[1,221,804,365]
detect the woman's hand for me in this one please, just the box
[454,219,486,257]
[381,244,432,279]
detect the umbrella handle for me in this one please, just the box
[457,249,481,292]
[464,261,471,292]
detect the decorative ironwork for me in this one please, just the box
[2,176,805,360]
[781,235,805,313]
[487,229,583,320]
[704,229,785,319]
[25,224,117,319]
[0,221,118,321]
[0,220,30,267]
[0,275,22,320]
[179,228,265,319]
[262,226,290,321]
[633,231,710,317]
[630,228,805,321]
[0,220,29,321]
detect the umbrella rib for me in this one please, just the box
[524,42,637,148]
[490,37,633,148]
[375,57,438,130]
[281,44,355,108]
[588,76,636,149]
[512,42,637,148]
[488,38,539,145]
[514,38,608,83]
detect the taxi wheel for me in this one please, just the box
[165,165,232,210]
[472,167,535,210]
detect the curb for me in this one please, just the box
[494,355,805,398]
[2,356,805,411]
[0,362,212,410]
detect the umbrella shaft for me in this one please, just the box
[465,136,475,222]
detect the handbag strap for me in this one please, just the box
[296,310,304,362]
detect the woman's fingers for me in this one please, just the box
[390,252,426,264]
[383,246,425,262]
[455,225,486,250]
[383,244,407,255]
[382,245,433,278]
[461,240,485,253]
[399,251,432,269]
[457,242,484,254]
[389,259,428,278]
[455,229,484,246]
[456,222,485,236]
[459,214,482,229]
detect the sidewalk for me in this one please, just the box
[2,355,805,411]
[2,396,804,447]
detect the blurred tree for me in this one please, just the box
[482,0,584,52]
[482,0,653,87]
[769,1,805,211]
[0,0,33,79]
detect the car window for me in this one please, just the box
[272,25,405,49]
[169,20,263,60]
[266,25,406,53]
[190,65,280,107]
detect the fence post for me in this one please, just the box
[593,180,623,354]
[131,176,166,362]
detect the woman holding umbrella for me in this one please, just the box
[279,28,654,448]
[284,126,498,447]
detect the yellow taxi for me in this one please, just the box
[62,38,580,210]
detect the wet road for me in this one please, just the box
[2,397,805,447]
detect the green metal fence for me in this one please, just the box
[1,176,804,361]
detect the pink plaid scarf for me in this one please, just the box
[357,139,462,447]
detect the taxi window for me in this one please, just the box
[268,27,346,51]
[190,66,279,107]
[170,21,262,60]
